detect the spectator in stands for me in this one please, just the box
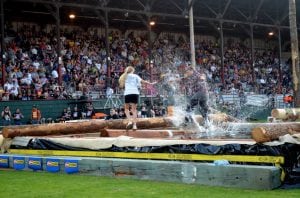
[84,102,95,119]
[118,108,126,119]
[60,107,72,122]
[1,106,12,126]
[149,106,156,118]
[0,24,294,104]
[119,66,156,130]
[31,105,41,124]
[13,108,24,125]
[141,103,148,118]
[283,94,294,108]
[105,108,119,120]
[71,105,81,120]
[106,86,114,98]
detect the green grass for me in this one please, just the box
[0,170,299,198]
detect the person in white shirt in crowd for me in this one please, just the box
[4,78,14,94]
[20,73,33,86]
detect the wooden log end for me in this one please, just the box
[0,134,3,147]
[271,109,281,119]
[2,127,18,138]
[251,127,271,143]
[271,108,300,120]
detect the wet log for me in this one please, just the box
[271,108,300,121]
[0,134,3,148]
[251,122,300,143]
[2,113,233,138]
[102,129,198,139]
[216,122,272,139]
[198,122,298,139]
[105,122,287,140]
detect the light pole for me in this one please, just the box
[148,20,155,82]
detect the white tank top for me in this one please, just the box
[124,73,142,95]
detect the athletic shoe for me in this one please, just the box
[132,123,137,130]
[126,121,133,130]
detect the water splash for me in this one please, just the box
[156,65,268,139]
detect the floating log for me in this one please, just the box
[216,122,273,138]
[196,122,296,139]
[102,129,198,139]
[251,122,300,143]
[271,108,300,121]
[2,113,233,138]
[0,134,3,148]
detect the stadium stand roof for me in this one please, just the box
[2,0,300,39]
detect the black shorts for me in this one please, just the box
[125,94,139,104]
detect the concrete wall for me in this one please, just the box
[1,155,282,190]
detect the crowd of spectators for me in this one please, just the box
[0,24,293,103]
[55,101,166,123]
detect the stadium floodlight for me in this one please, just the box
[69,14,76,19]
[149,21,155,26]
[268,31,274,36]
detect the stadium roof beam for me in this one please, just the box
[201,1,218,17]
[232,6,250,21]
[7,0,300,30]
[279,5,289,24]
[252,0,265,21]
[263,12,276,24]
[168,0,183,13]
[43,3,58,21]
[135,0,146,10]
[221,0,232,18]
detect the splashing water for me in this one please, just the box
[156,64,268,139]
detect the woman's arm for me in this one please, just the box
[141,79,157,85]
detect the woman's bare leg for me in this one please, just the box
[124,103,131,120]
[131,103,138,129]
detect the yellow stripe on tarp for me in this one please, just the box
[8,149,284,165]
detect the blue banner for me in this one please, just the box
[64,159,79,174]
[13,156,25,170]
[28,157,42,171]
[0,156,9,168]
[46,158,60,173]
